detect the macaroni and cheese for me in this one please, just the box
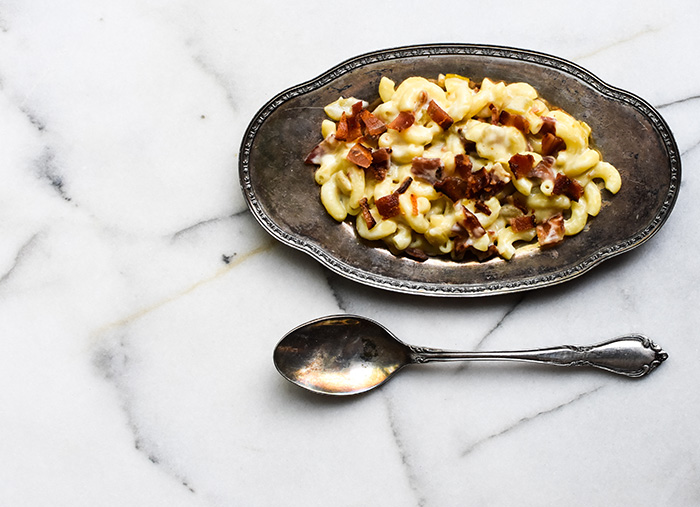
[305,74,621,261]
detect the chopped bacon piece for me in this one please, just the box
[305,144,324,165]
[335,111,362,142]
[552,173,584,201]
[415,91,429,110]
[351,101,363,116]
[464,169,489,197]
[367,147,391,180]
[537,214,565,246]
[405,247,429,262]
[410,193,418,216]
[375,192,401,219]
[387,111,415,132]
[411,157,444,183]
[461,138,477,153]
[489,104,499,124]
[531,156,556,180]
[395,177,413,194]
[359,109,387,137]
[462,166,509,200]
[541,133,566,156]
[507,193,529,214]
[508,153,535,179]
[474,200,492,216]
[427,100,454,130]
[539,117,557,136]
[509,215,536,232]
[305,135,338,165]
[487,165,510,193]
[358,197,376,229]
[452,209,491,260]
[499,110,530,133]
[435,176,470,202]
[458,205,486,239]
[374,177,413,219]
[509,153,556,181]
[346,143,373,168]
[472,244,499,261]
[454,153,473,179]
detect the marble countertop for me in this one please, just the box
[1,1,698,505]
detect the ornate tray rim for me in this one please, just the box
[239,43,681,297]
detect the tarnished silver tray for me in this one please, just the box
[239,44,680,297]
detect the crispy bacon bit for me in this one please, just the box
[359,109,387,137]
[335,111,362,142]
[358,197,376,229]
[417,91,429,109]
[474,200,492,216]
[375,192,401,219]
[508,153,535,179]
[305,144,324,165]
[472,244,499,261]
[405,247,429,262]
[410,193,419,216]
[305,135,337,165]
[411,157,444,184]
[453,239,470,261]
[396,177,413,194]
[541,133,567,156]
[499,110,530,133]
[488,164,511,190]
[458,205,486,239]
[454,153,473,179]
[435,176,470,202]
[346,143,373,168]
[374,177,413,219]
[387,111,415,132]
[539,117,557,136]
[531,156,556,180]
[509,214,536,232]
[461,137,477,153]
[427,100,454,130]
[537,214,565,247]
[464,169,489,197]
[507,193,529,214]
[463,166,509,200]
[488,104,499,124]
[366,147,391,180]
[552,173,584,201]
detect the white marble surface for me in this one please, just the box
[1,1,698,505]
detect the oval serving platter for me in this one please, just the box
[239,44,680,297]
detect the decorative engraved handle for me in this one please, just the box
[409,334,667,378]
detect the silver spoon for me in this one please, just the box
[273,314,668,396]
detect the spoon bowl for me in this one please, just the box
[273,315,411,395]
[274,315,668,396]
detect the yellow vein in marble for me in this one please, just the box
[574,25,662,60]
[460,385,604,458]
[94,240,276,334]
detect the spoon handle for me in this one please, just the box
[409,334,667,377]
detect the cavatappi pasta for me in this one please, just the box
[305,74,621,261]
